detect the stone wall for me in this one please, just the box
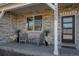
[0,12,17,42]
[16,10,54,44]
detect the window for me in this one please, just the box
[27,15,42,31]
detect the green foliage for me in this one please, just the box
[43,29,50,36]
[16,29,21,33]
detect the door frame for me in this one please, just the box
[61,15,75,43]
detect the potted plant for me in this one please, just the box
[43,29,50,46]
[44,30,50,36]
[16,29,21,43]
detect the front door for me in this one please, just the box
[62,16,75,43]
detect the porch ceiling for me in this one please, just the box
[9,3,51,14]
[9,3,79,14]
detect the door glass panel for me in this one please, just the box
[63,29,72,34]
[63,17,73,23]
[63,35,72,39]
[63,23,72,28]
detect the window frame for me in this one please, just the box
[26,15,43,32]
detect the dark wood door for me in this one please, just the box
[62,16,75,43]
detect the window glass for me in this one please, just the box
[34,16,42,31]
[63,35,72,39]
[27,17,33,31]
[63,29,72,34]
[63,17,73,23]
[63,23,72,28]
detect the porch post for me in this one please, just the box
[53,3,59,55]
[46,3,59,55]
[0,11,5,19]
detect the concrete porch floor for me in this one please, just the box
[0,42,53,56]
[0,42,79,56]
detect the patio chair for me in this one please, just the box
[19,32,28,43]
[28,37,39,45]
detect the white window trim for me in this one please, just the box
[26,15,43,32]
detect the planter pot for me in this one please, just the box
[45,36,48,42]
[45,36,48,46]
[17,33,20,43]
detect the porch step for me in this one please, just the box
[61,43,75,49]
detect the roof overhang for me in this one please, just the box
[9,3,52,14]
[0,3,78,13]
[0,3,33,11]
